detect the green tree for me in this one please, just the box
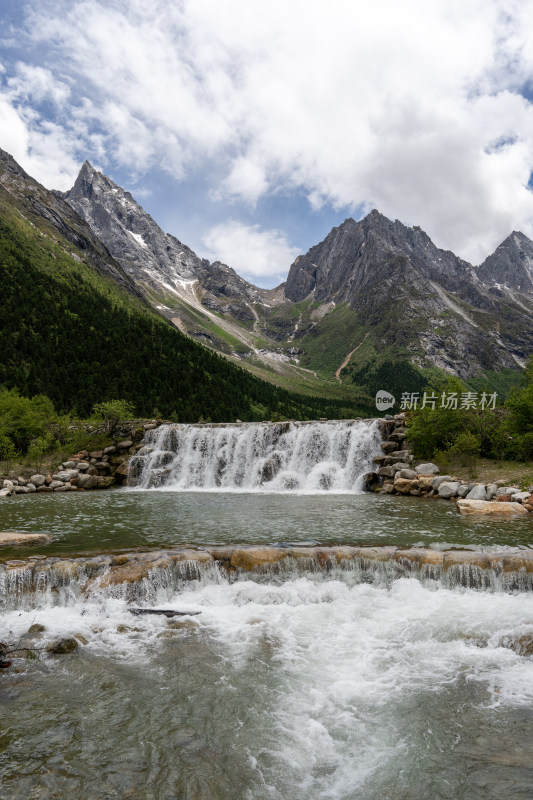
[92,399,135,436]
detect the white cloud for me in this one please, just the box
[5,0,533,264]
[203,221,300,281]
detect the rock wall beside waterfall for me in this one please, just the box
[128,419,383,492]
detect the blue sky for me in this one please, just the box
[2,1,533,287]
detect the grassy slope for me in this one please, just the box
[0,197,370,421]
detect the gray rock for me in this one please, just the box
[432,475,453,489]
[378,466,396,478]
[77,473,96,490]
[26,483,36,493]
[26,623,45,637]
[48,480,64,490]
[117,440,133,450]
[17,476,28,485]
[0,489,11,499]
[30,474,46,487]
[466,484,487,501]
[14,485,30,494]
[457,484,470,498]
[415,463,440,475]
[2,480,14,490]
[511,491,531,503]
[398,468,417,479]
[438,481,460,499]
[77,461,90,471]
[486,483,498,499]
[54,469,79,482]
[62,461,77,469]
[36,485,53,493]
[103,445,117,455]
[391,462,411,472]
[381,441,399,454]
[46,637,79,654]
[496,487,519,497]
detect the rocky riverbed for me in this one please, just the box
[366,414,533,517]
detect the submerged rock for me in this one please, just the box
[457,499,528,516]
[0,531,52,546]
[46,637,79,654]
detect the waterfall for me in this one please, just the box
[128,419,382,492]
[2,546,533,612]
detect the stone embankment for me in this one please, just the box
[366,414,533,517]
[2,545,533,596]
[0,421,162,500]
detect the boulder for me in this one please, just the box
[77,461,90,471]
[117,440,133,450]
[457,499,528,516]
[0,531,52,546]
[397,468,417,479]
[30,474,46,487]
[17,477,28,486]
[77,473,96,490]
[380,441,399,454]
[513,492,532,503]
[2,480,14,490]
[36,485,53,493]
[89,450,104,459]
[54,470,78,482]
[14,485,30,494]
[393,477,420,494]
[432,475,453,489]
[486,483,498,500]
[438,481,460,499]
[497,494,513,502]
[0,489,11,499]
[378,466,396,478]
[496,487,519,497]
[114,462,129,479]
[46,637,79,654]
[103,445,117,455]
[457,484,470,498]
[26,483,36,493]
[466,484,487,501]
[382,482,395,493]
[62,461,77,469]
[415,463,440,475]
[417,474,434,490]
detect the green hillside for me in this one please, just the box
[0,197,369,422]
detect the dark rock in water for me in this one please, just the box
[25,623,46,637]
[46,637,79,654]
[129,608,201,618]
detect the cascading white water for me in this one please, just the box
[129,419,382,492]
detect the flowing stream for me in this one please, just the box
[1,421,533,799]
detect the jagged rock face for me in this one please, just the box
[0,149,143,299]
[284,210,533,375]
[284,210,472,303]
[62,162,268,313]
[477,231,533,293]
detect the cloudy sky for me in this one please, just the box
[2,0,533,287]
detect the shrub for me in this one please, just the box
[92,399,135,435]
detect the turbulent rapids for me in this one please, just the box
[128,419,382,491]
[3,544,533,610]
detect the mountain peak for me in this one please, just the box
[478,229,533,292]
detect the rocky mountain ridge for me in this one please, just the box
[23,152,533,397]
